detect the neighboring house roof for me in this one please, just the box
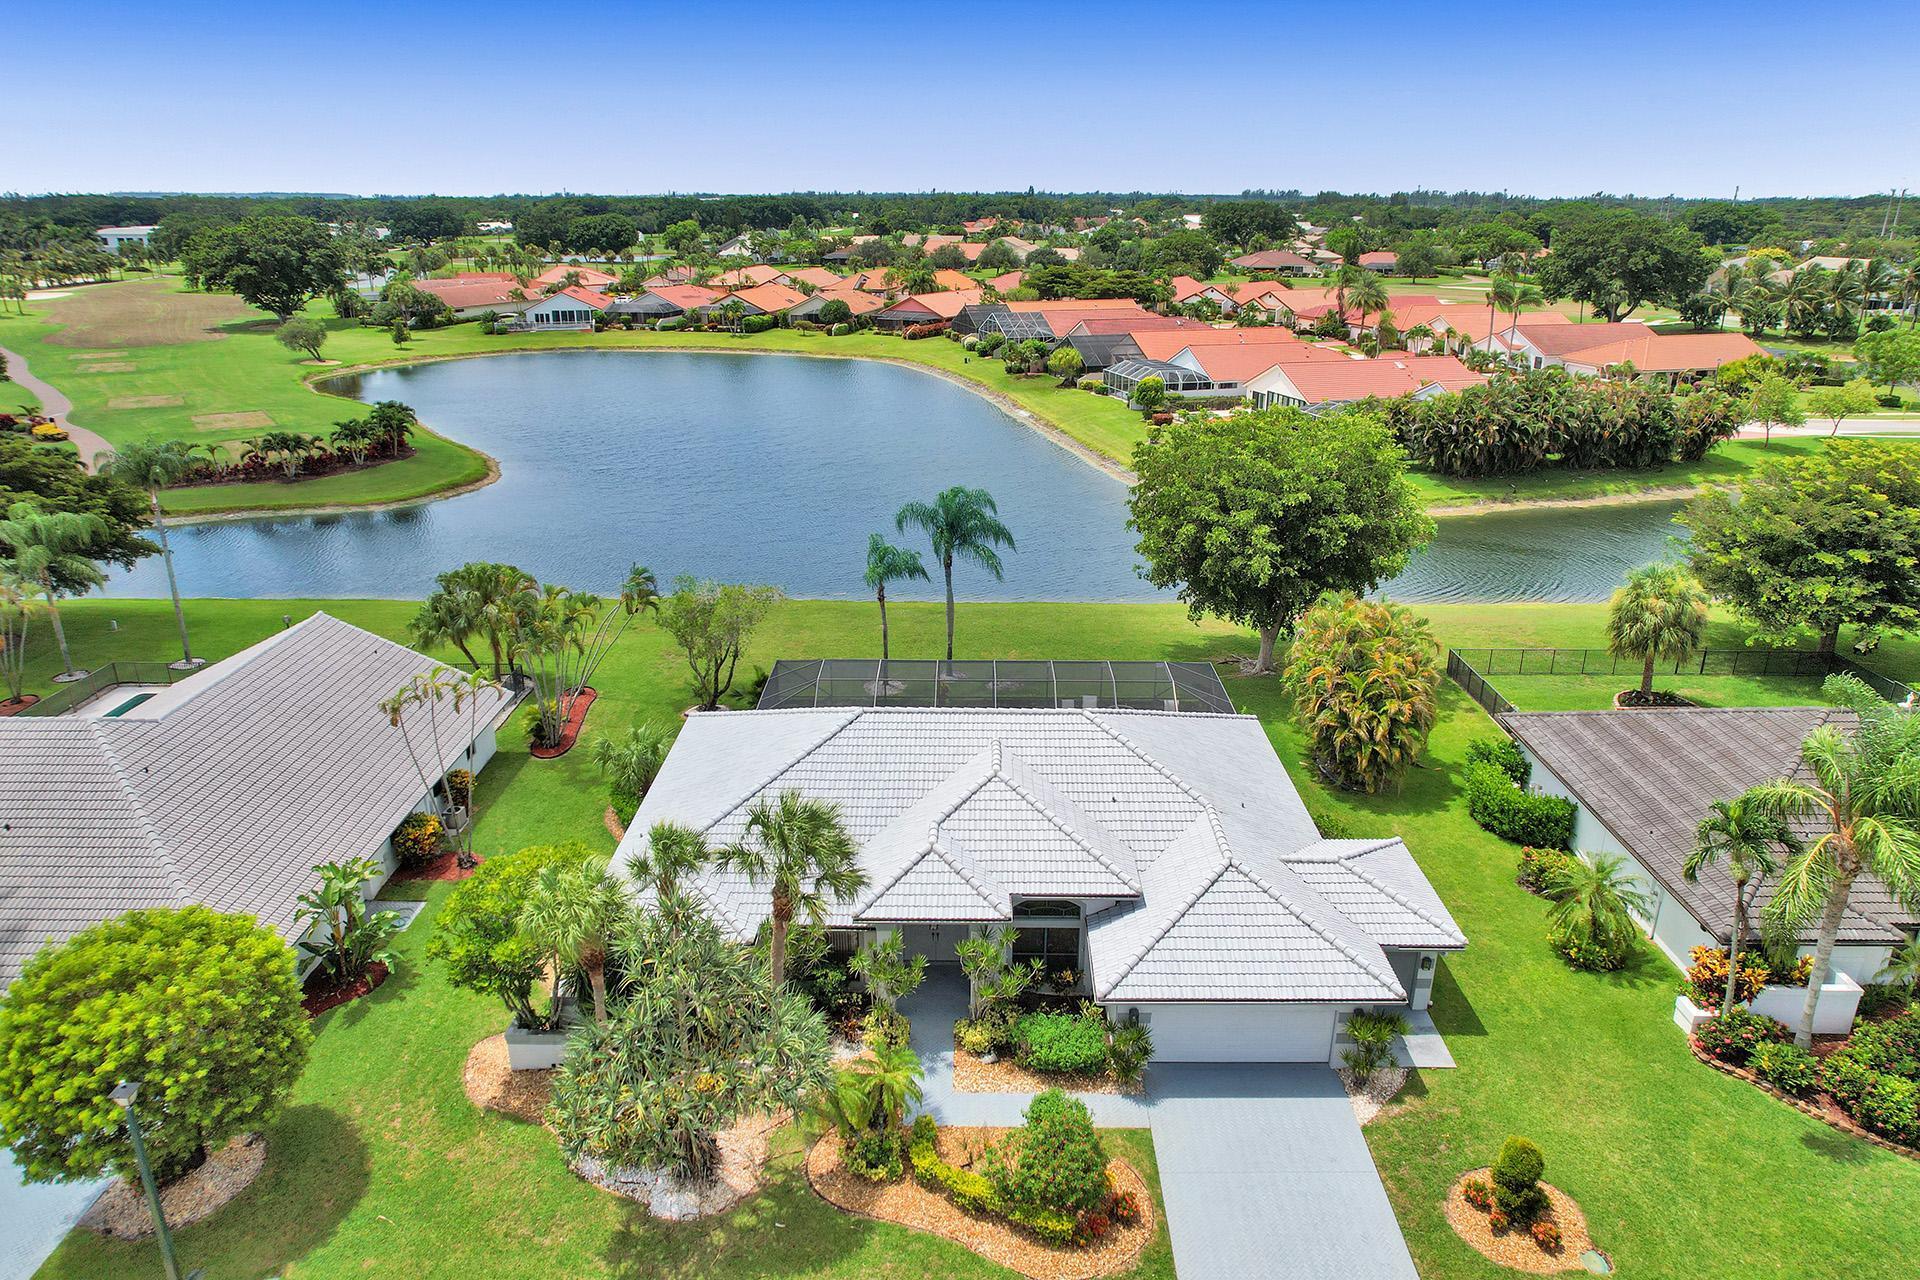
[1230,249,1319,272]
[531,285,610,311]
[711,264,790,289]
[985,271,1024,293]
[1254,354,1487,403]
[1559,331,1766,374]
[642,266,698,287]
[794,287,888,316]
[1503,320,1650,358]
[932,268,977,291]
[955,242,988,262]
[0,614,515,986]
[413,273,527,309]
[1358,251,1399,267]
[644,284,725,310]
[880,289,983,321]
[784,267,846,290]
[1499,707,1915,946]
[1171,276,1232,304]
[1130,327,1304,362]
[619,707,1463,1003]
[1064,315,1212,337]
[720,282,807,313]
[530,263,617,290]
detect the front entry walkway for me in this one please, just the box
[898,978,1419,1278]
[1147,1065,1418,1280]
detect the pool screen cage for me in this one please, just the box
[758,659,1236,713]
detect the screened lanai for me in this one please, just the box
[1103,357,1216,397]
[758,659,1236,713]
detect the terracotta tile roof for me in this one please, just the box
[881,289,984,320]
[531,263,617,289]
[543,285,610,310]
[1506,320,1650,357]
[802,288,887,316]
[1358,251,1399,267]
[1171,275,1230,303]
[1440,308,1570,341]
[1558,331,1766,373]
[1065,315,1216,336]
[642,266,697,287]
[932,268,977,291]
[413,275,527,308]
[956,242,987,262]
[1005,298,1146,316]
[1132,328,1305,361]
[711,264,790,288]
[986,271,1024,292]
[1256,353,1486,402]
[785,267,846,290]
[1230,249,1318,272]
[721,282,807,313]
[646,284,725,309]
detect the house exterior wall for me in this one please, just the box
[521,297,598,330]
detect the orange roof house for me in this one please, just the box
[784,267,847,290]
[530,263,618,292]
[873,289,984,329]
[932,268,977,292]
[788,287,889,321]
[715,282,807,315]
[710,263,791,289]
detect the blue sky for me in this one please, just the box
[9,0,1916,198]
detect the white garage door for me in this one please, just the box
[1131,1003,1337,1063]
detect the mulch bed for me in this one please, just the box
[80,1135,266,1239]
[1443,1169,1596,1275]
[301,961,387,1018]
[605,805,628,841]
[1689,1041,1920,1160]
[390,847,481,884]
[807,1127,1153,1280]
[0,695,40,717]
[952,1050,1140,1097]
[463,1033,555,1126]
[1613,689,1692,709]
[530,687,598,759]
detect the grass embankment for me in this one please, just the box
[8,277,1912,521]
[20,598,1920,1280]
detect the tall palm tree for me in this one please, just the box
[1543,852,1654,958]
[1489,275,1545,346]
[1685,798,1800,1016]
[99,439,202,668]
[519,854,628,1024]
[1751,676,1920,1048]
[1782,268,1827,336]
[895,487,1016,660]
[629,821,711,903]
[862,534,928,661]
[410,561,535,678]
[1606,562,1709,698]
[1344,271,1390,333]
[1329,264,1362,321]
[0,501,108,681]
[720,789,866,983]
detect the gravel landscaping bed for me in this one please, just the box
[1338,1065,1410,1126]
[1443,1168,1596,1275]
[806,1126,1153,1280]
[80,1135,266,1239]
[952,1050,1140,1096]
[573,1112,784,1221]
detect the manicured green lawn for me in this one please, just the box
[20,598,1920,1280]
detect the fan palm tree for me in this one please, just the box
[629,821,711,904]
[591,720,674,804]
[1606,563,1709,698]
[98,439,202,668]
[0,501,108,680]
[1344,271,1390,332]
[1543,853,1654,957]
[1685,797,1800,1016]
[1489,275,1545,346]
[895,487,1016,660]
[1751,676,1920,1047]
[519,854,628,1023]
[862,534,928,661]
[720,789,866,983]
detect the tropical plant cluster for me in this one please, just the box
[1341,1010,1409,1081]
[1283,594,1440,794]
[1381,370,1744,477]
[1822,1010,1920,1145]
[0,906,311,1185]
[1682,945,1812,1010]
[1514,846,1578,895]
[1539,853,1651,972]
[1462,761,1577,850]
[391,810,443,867]
[427,841,600,1030]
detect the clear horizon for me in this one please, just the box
[9,0,1917,201]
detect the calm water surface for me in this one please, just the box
[98,351,1689,604]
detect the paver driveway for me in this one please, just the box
[1146,1064,1419,1280]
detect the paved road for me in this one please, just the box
[0,344,113,470]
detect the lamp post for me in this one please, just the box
[109,1081,183,1280]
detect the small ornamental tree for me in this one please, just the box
[817,298,852,326]
[427,841,594,1029]
[1130,375,1166,413]
[1047,345,1084,386]
[274,317,328,362]
[1130,406,1432,673]
[1806,377,1878,437]
[1490,1136,1548,1225]
[982,1089,1110,1216]
[1283,594,1440,793]
[657,576,785,710]
[0,906,311,1184]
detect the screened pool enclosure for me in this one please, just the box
[758,659,1236,713]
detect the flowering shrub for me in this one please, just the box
[983,1089,1110,1217]
[1530,1220,1563,1251]
[1106,1187,1142,1225]
[1488,1209,1510,1234]
[1752,1042,1820,1096]
[1821,1009,1920,1144]
[1516,847,1578,895]
[1685,945,1770,1008]
[1693,1005,1789,1066]
[1769,953,1816,987]
[1073,1209,1112,1243]
[904,321,950,340]
[392,811,443,867]
[1462,1178,1493,1211]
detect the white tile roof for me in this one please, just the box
[622,706,1464,1004]
[0,614,514,986]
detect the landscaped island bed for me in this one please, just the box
[15,596,1920,1280]
[4,276,1906,519]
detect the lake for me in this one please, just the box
[99,351,1690,604]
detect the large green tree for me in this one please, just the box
[0,435,153,588]
[1201,201,1297,249]
[1682,441,1920,652]
[1535,210,1712,322]
[179,214,346,321]
[656,577,784,711]
[1853,327,1920,393]
[427,841,596,1030]
[1129,406,1433,672]
[0,906,311,1184]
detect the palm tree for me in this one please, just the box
[1876,938,1920,994]
[1751,676,1920,1048]
[519,854,628,1024]
[98,440,203,668]
[1782,268,1827,336]
[410,562,535,678]
[1899,259,1920,327]
[1489,275,1545,346]
[591,719,674,804]
[862,534,928,661]
[1606,563,1709,698]
[1685,797,1800,1016]
[1543,853,1654,959]
[839,1041,924,1135]
[0,501,108,681]
[720,789,866,983]
[895,487,1016,660]
[1344,270,1390,333]
[629,821,711,904]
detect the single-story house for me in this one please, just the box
[0,613,517,988]
[518,285,610,330]
[1104,329,1322,399]
[529,263,618,294]
[618,697,1464,1062]
[642,266,699,288]
[1357,251,1399,273]
[706,281,807,318]
[1229,249,1323,276]
[1492,319,1763,379]
[613,284,724,320]
[711,263,791,289]
[931,268,977,292]
[95,225,157,253]
[715,235,755,258]
[1171,275,1240,312]
[1246,354,1486,411]
[784,266,848,291]
[414,273,531,320]
[872,289,983,331]
[1498,706,1917,998]
[787,287,888,323]
[1056,316,1218,373]
[984,270,1024,293]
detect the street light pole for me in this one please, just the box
[110,1081,181,1280]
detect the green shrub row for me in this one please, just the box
[1463,761,1576,849]
[1465,736,1531,786]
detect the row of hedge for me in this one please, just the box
[1463,760,1576,850]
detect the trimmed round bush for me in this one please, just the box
[0,906,311,1184]
[984,1088,1110,1216]
[1490,1136,1547,1225]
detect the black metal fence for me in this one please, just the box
[1446,646,1914,718]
